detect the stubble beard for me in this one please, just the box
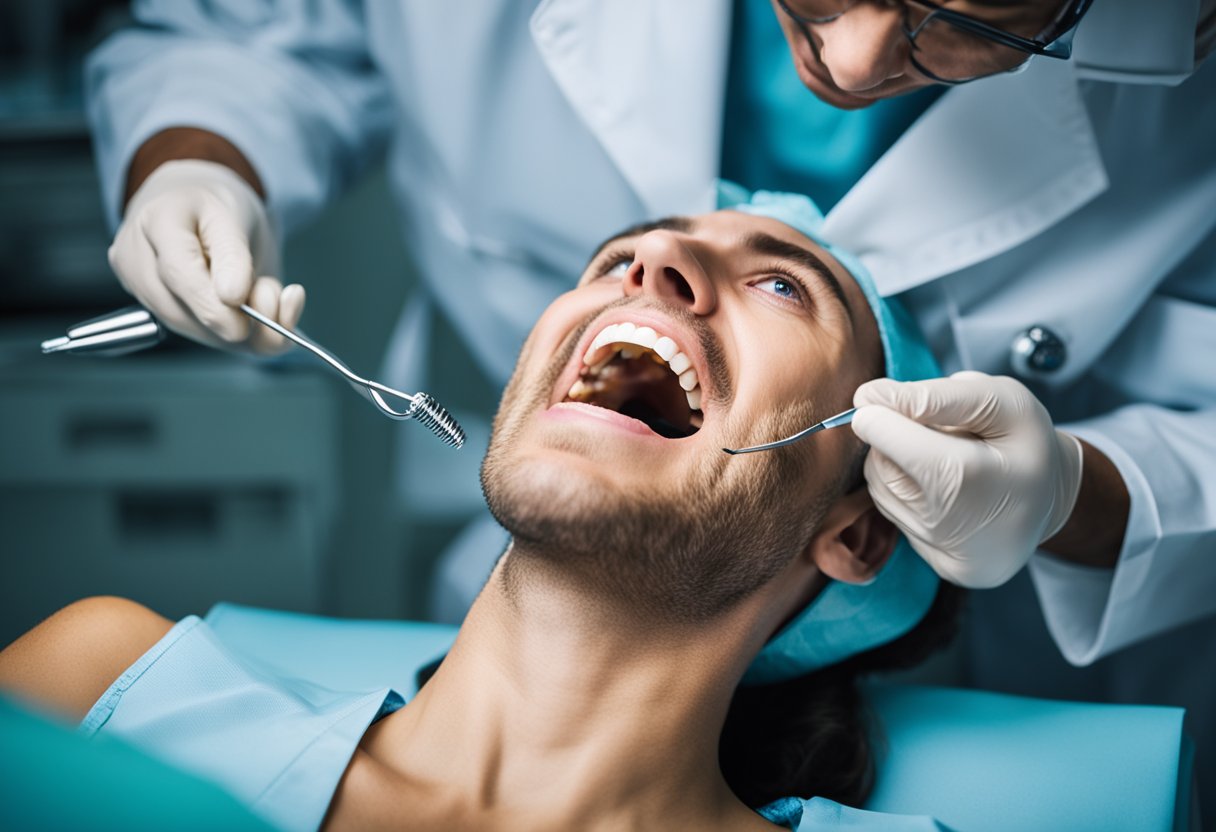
[480,328,835,627]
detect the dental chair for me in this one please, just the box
[1,603,1194,832]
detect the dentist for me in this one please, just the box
[754,0,1216,807]
[88,0,1215,808]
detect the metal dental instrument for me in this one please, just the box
[236,304,464,448]
[41,304,465,449]
[722,406,856,455]
[40,306,166,357]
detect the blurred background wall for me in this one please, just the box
[0,1,493,646]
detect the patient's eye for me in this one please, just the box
[753,275,806,305]
[579,247,634,287]
[602,257,634,279]
[587,248,634,283]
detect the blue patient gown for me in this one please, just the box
[79,617,403,831]
[79,617,947,831]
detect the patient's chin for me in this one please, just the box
[483,446,795,624]
[483,450,625,547]
[482,403,643,539]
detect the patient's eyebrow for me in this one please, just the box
[587,216,695,262]
[743,232,853,324]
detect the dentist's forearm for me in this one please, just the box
[1040,438,1129,569]
[124,127,265,206]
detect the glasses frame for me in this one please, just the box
[774,0,1095,85]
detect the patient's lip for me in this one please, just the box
[543,401,666,439]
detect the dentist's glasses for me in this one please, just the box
[775,0,1094,84]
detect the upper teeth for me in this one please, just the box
[580,320,701,412]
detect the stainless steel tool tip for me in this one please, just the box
[40,336,72,353]
[409,393,466,449]
[722,406,857,455]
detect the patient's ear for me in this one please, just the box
[807,488,899,585]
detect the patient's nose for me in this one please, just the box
[623,231,717,315]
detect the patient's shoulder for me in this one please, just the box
[0,596,173,722]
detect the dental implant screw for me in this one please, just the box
[409,393,466,449]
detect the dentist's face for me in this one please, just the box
[481,211,883,623]
[771,0,1068,109]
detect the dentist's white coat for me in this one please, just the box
[88,0,1216,800]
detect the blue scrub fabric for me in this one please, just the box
[719,0,942,212]
[78,614,949,831]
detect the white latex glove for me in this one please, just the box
[108,159,305,353]
[850,371,1084,589]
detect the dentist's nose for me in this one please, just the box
[622,230,717,315]
[815,5,907,92]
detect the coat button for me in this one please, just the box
[1010,325,1067,376]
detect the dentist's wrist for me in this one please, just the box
[1040,437,1129,569]
[1041,430,1083,543]
[125,127,264,208]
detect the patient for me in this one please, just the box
[0,192,960,831]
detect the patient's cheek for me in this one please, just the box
[530,290,614,355]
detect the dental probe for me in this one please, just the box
[41,304,465,449]
[722,407,856,455]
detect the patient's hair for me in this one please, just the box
[717,580,966,809]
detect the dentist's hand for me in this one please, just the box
[108,159,305,353]
[850,371,1084,589]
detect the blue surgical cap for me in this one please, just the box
[716,183,942,685]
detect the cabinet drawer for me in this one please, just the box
[0,359,336,486]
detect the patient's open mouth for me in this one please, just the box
[561,321,704,439]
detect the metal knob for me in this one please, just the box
[1010,325,1066,377]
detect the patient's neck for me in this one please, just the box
[366,546,774,831]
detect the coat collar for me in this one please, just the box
[821,55,1108,296]
[1070,0,1202,84]
[530,0,730,217]
[532,0,1113,296]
